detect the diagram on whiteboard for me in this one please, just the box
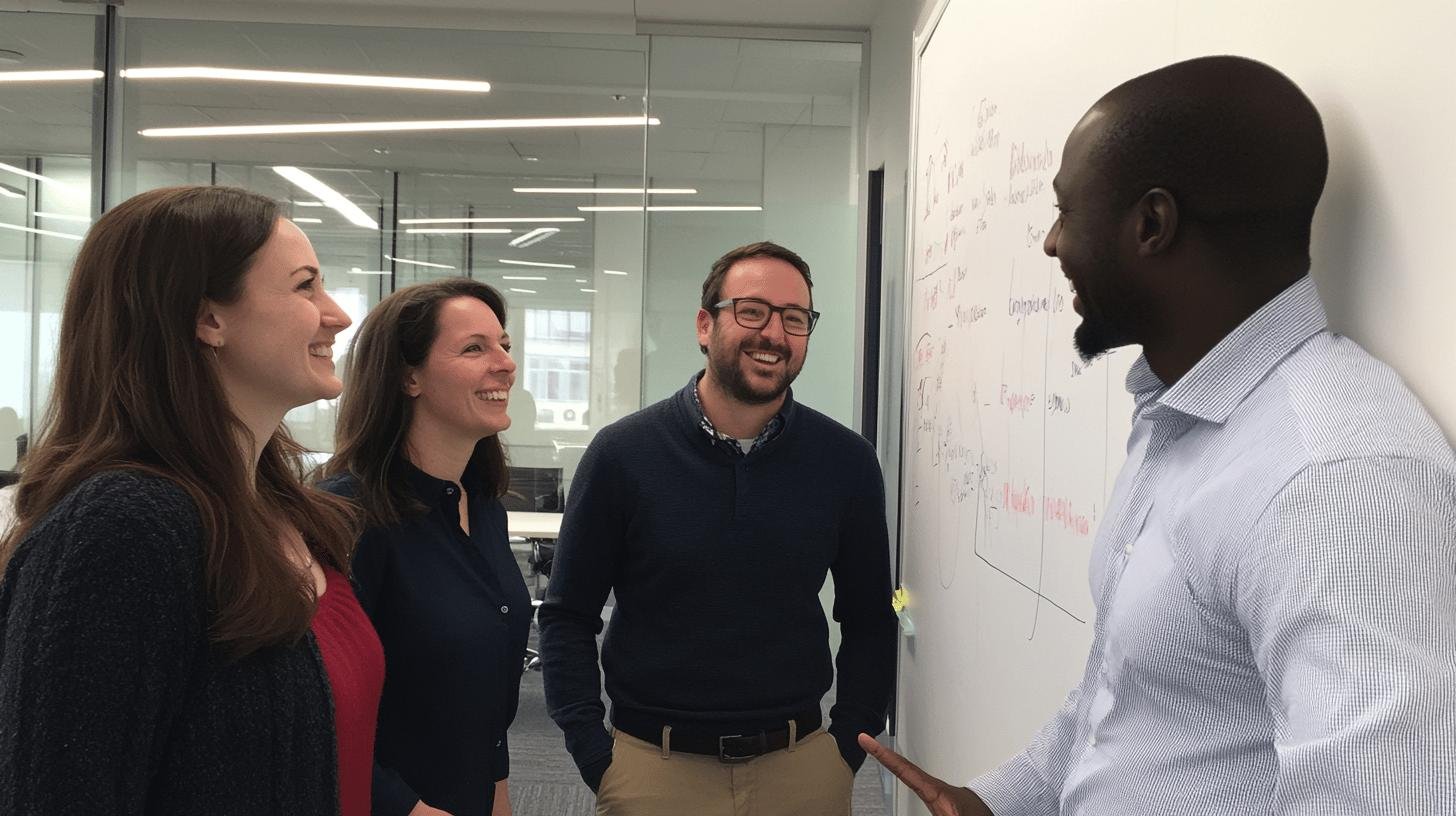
[903,94,1133,639]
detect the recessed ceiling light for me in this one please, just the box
[400,217,584,224]
[385,254,455,269]
[502,275,549,281]
[513,187,697,195]
[32,211,91,223]
[0,221,84,241]
[0,69,102,82]
[499,259,575,269]
[580,288,597,293]
[405,227,513,234]
[522,157,540,162]
[508,227,559,248]
[121,66,492,93]
[272,166,378,229]
[291,217,323,223]
[602,269,629,276]
[579,205,762,212]
[347,267,392,275]
[141,115,661,139]
[0,161,69,189]
[574,278,588,283]
[508,287,537,294]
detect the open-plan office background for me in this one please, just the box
[0,10,863,489]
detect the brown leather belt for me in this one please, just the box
[615,709,822,762]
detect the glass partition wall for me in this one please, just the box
[0,11,862,493]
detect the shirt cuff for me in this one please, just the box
[969,754,1059,816]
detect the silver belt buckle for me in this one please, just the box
[718,733,766,763]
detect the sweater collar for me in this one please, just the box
[675,371,796,452]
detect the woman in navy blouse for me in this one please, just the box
[320,278,531,816]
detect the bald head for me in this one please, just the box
[1081,56,1327,261]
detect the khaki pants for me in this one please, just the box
[596,728,854,816]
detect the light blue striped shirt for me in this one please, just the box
[971,276,1456,815]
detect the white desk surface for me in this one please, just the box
[507,510,562,539]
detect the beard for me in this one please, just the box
[706,335,802,405]
[1069,255,1143,363]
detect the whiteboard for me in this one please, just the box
[895,0,1456,806]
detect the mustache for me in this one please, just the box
[741,339,792,359]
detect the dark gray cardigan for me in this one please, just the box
[0,470,340,816]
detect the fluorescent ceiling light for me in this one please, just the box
[272,166,378,229]
[291,216,323,224]
[508,288,537,294]
[502,275,548,281]
[499,259,575,269]
[122,66,491,93]
[32,211,91,223]
[295,200,325,207]
[512,187,697,195]
[406,227,512,234]
[602,269,629,276]
[508,227,559,248]
[580,205,762,213]
[0,185,22,200]
[0,161,68,188]
[0,221,84,241]
[140,115,661,139]
[347,267,391,275]
[574,278,588,284]
[0,69,102,83]
[400,217,584,224]
[384,254,455,270]
[580,288,597,293]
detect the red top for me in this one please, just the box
[312,565,385,816]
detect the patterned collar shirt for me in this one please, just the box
[970,275,1456,815]
[690,371,785,456]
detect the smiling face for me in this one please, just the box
[1046,109,1149,362]
[696,256,811,406]
[204,217,351,415]
[404,295,517,442]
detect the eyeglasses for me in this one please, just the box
[712,297,821,336]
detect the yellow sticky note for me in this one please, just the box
[891,587,909,614]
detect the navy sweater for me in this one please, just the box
[539,376,897,788]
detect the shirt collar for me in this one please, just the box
[1125,275,1327,424]
[401,456,481,507]
[689,370,786,454]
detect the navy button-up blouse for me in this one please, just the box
[321,461,532,816]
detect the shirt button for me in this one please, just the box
[1088,736,1097,748]
[1123,542,1135,555]
[500,605,510,614]
[445,487,456,496]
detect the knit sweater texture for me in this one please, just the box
[0,470,341,815]
[539,376,897,789]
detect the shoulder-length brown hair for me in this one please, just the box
[322,278,510,527]
[0,185,357,661]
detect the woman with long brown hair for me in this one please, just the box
[319,279,530,816]
[0,186,384,816]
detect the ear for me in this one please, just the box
[402,367,422,398]
[195,299,226,349]
[695,307,714,349]
[1134,187,1179,256]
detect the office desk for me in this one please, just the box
[507,511,561,540]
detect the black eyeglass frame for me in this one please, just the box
[711,297,822,336]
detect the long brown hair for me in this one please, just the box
[323,278,510,527]
[0,186,357,660]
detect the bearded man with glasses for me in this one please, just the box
[540,241,896,816]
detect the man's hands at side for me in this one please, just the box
[857,733,993,816]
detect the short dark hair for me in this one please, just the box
[701,241,813,310]
[1091,56,1327,261]
[698,242,813,354]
